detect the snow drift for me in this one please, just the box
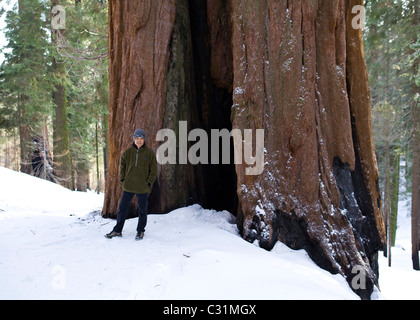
[0,166,363,299]
[2,166,419,300]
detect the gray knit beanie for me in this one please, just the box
[133,128,146,141]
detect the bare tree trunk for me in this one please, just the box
[102,113,109,180]
[411,0,420,271]
[17,97,32,174]
[230,0,385,298]
[412,95,420,271]
[390,147,400,247]
[383,122,390,261]
[75,169,90,192]
[103,0,205,217]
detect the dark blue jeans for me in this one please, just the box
[112,191,148,233]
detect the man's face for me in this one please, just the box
[135,137,144,148]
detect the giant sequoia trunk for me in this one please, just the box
[104,0,203,217]
[103,0,385,299]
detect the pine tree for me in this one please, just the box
[0,0,54,176]
[365,0,401,264]
[51,0,72,189]
[1,0,108,192]
[54,0,108,191]
[365,0,420,269]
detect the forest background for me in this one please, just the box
[0,0,419,268]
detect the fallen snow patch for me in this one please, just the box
[3,166,418,300]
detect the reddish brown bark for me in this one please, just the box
[104,0,207,216]
[104,0,176,216]
[231,0,385,299]
[104,0,385,299]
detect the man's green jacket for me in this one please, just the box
[120,144,157,194]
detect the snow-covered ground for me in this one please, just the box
[376,181,420,300]
[0,166,419,300]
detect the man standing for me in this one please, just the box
[105,128,157,240]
